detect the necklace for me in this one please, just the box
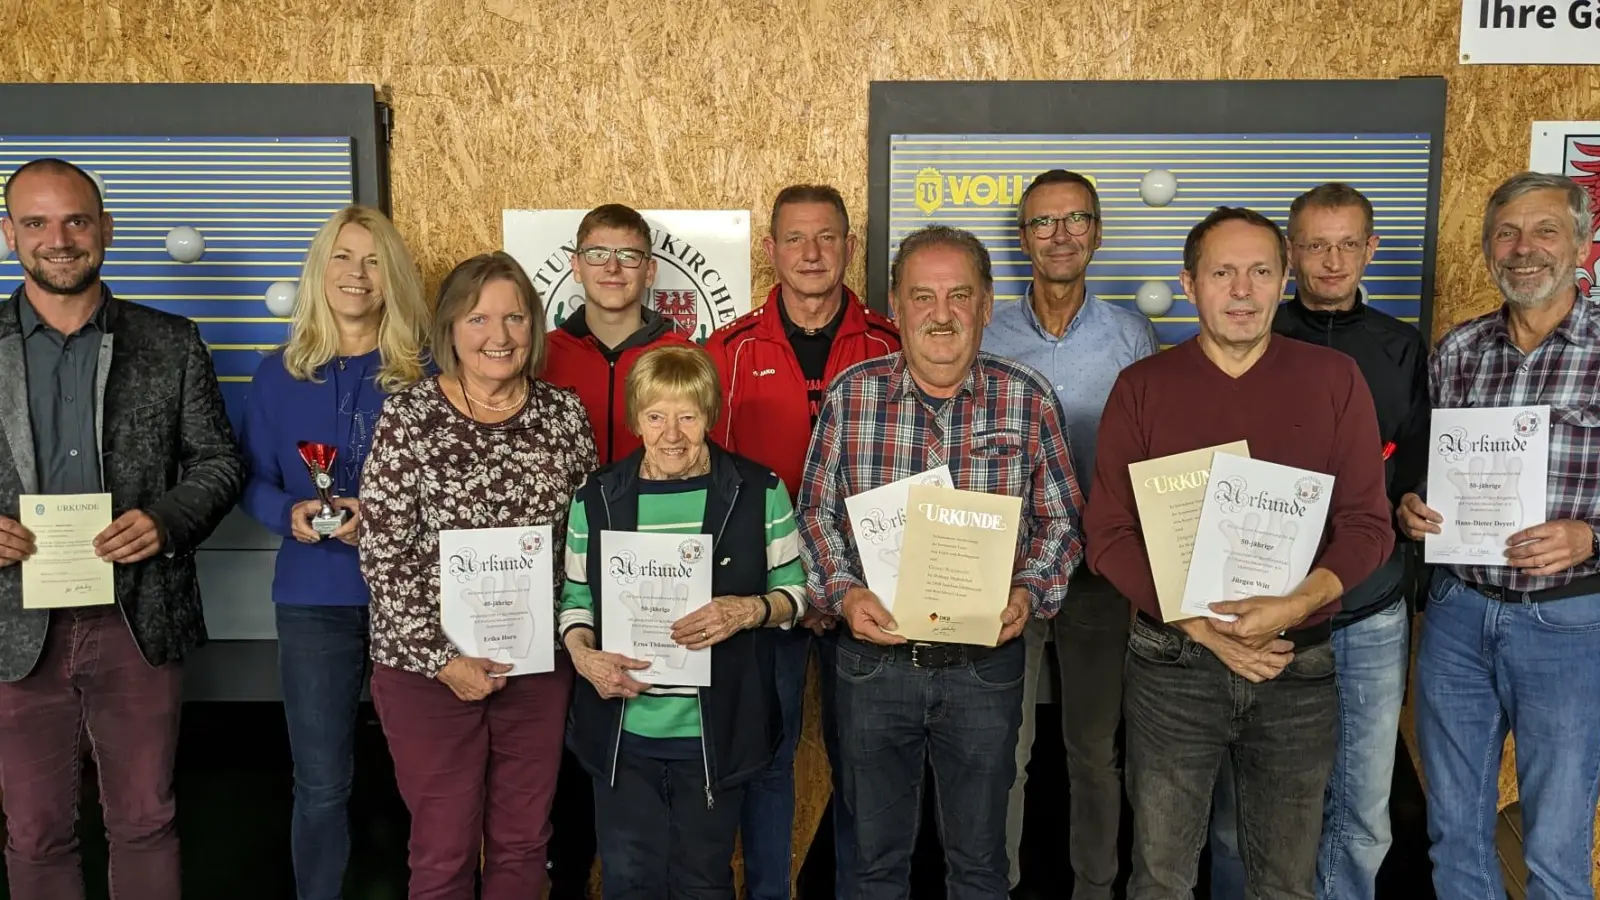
[462,380,528,412]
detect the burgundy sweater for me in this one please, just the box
[1084,337,1394,628]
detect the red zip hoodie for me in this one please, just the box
[706,286,900,499]
[543,306,695,465]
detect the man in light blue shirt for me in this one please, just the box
[982,169,1158,900]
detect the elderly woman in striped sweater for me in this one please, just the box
[558,344,806,900]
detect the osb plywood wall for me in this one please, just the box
[8,0,1598,888]
[8,0,1597,341]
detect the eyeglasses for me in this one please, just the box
[577,246,649,268]
[1293,238,1368,257]
[1023,212,1097,239]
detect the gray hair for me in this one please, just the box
[890,225,993,292]
[1481,171,1594,260]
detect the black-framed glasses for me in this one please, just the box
[577,246,649,268]
[1023,211,1097,239]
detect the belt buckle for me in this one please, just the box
[910,642,947,668]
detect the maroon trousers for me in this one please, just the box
[371,655,573,900]
[0,606,184,900]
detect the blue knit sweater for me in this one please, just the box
[240,349,390,606]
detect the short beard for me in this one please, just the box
[24,258,102,296]
[1496,269,1563,310]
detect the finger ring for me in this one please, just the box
[701,629,708,640]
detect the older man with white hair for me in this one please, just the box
[1400,171,1600,900]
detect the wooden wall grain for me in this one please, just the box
[8,0,1597,891]
[10,0,1595,340]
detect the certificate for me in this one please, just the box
[889,484,1022,647]
[1180,453,1335,620]
[844,465,954,611]
[438,526,555,676]
[599,531,713,687]
[1127,441,1250,622]
[20,493,114,609]
[1424,405,1550,565]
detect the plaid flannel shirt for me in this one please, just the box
[796,350,1085,618]
[1429,297,1600,591]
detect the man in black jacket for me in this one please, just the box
[0,158,244,900]
[1207,183,1429,900]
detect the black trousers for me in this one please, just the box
[547,748,597,898]
[592,750,746,899]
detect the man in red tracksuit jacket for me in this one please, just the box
[705,184,899,900]
[543,203,695,466]
[541,203,693,898]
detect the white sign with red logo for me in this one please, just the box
[1530,121,1600,303]
[503,209,751,343]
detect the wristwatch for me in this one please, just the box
[1592,526,1599,561]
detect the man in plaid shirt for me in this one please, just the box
[1399,172,1600,900]
[796,225,1083,898]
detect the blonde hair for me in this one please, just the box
[430,251,548,379]
[282,206,429,393]
[624,345,723,433]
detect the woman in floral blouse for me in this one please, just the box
[358,251,595,900]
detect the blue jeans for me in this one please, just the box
[740,627,812,900]
[834,632,1025,900]
[1209,598,1409,900]
[1417,570,1600,900]
[275,603,370,900]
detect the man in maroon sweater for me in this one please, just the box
[1083,207,1393,899]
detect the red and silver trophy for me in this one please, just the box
[296,441,347,537]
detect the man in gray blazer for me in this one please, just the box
[0,157,244,900]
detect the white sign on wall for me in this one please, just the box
[503,209,752,342]
[1458,0,1600,64]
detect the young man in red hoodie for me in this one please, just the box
[543,203,695,466]
[705,184,899,899]
[541,203,692,898]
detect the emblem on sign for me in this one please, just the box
[652,289,700,338]
[915,167,944,215]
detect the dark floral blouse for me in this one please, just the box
[359,376,596,677]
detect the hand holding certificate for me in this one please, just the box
[1128,441,1250,622]
[1180,454,1335,621]
[438,526,555,677]
[844,466,954,612]
[1424,406,1550,565]
[21,494,114,609]
[599,531,714,687]
[888,484,1022,646]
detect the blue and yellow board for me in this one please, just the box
[888,133,1430,347]
[0,136,355,427]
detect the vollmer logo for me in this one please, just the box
[913,168,1098,216]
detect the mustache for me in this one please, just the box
[919,319,963,335]
[1500,251,1556,269]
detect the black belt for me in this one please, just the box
[1462,573,1600,605]
[1135,610,1331,650]
[892,641,993,669]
